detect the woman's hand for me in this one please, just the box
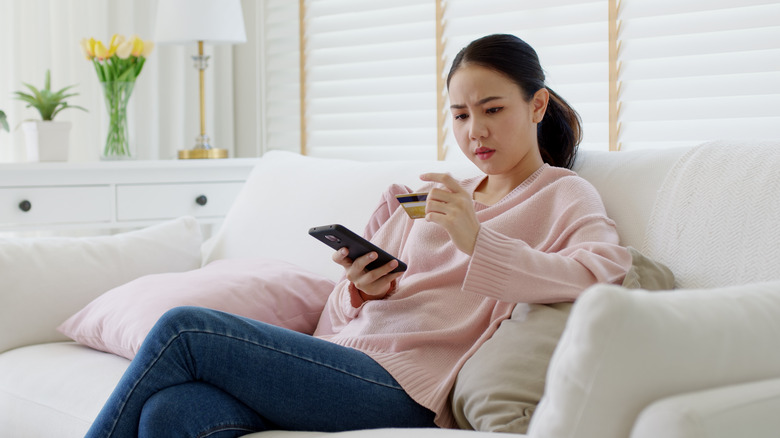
[420,172,480,255]
[332,247,403,299]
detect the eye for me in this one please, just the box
[486,107,503,114]
[453,113,469,121]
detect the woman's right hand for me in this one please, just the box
[332,247,403,300]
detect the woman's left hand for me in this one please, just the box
[419,172,480,255]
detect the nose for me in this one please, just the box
[469,115,488,141]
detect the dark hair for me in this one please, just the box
[446,34,582,169]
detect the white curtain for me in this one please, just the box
[0,0,238,163]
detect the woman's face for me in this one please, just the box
[448,63,548,178]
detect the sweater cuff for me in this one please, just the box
[348,280,397,308]
[463,226,527,300]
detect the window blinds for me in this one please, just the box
[614,0,780,150]
[301,0,437,160]
[441,0,609,154]
[261,0,302,154]
[262,0,779,159]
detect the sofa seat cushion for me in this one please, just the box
[0,342,511,438]
[0,342,129,438]
[242,429,513,437]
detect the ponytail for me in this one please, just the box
[538,88,581,169]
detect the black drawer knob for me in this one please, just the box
[19,200,32,212]
[195,195,208,206]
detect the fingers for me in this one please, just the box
[419,173,464,216]
[332,248,402,297]
[419,172,466,195]
[331,247,352,268]
[348,251,397,282]
[419,172,480,255]
[348,252,403,298]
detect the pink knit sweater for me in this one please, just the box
[313,164,632,428]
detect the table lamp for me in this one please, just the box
[154,0,247,159]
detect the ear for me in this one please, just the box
[531,88,549,124]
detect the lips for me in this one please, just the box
[475,146,495,160]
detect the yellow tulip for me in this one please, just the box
[130,36,144,57]
[108,34,126,57]
[116,41,133,59]
[94,40,109,60]
[141,40,155,57]
[79,38,94,60]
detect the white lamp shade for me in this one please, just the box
[154,0,247,45]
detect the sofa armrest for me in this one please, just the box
[631,377,780,438]
[0,217,202,354]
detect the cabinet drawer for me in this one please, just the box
[116,182,244,221]
[0,186,112,225]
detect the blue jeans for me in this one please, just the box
[85,306,436,437]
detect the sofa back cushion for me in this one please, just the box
[202,151,479,281]
[572,146,689,249]
[643,140,780,288]
[203,148,686,280]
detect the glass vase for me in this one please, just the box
[101,81,135,160]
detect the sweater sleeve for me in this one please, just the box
[318,185,414,333]
[463,178,632,304]
[362,183,413,239]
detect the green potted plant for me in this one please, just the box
[0,110,8,133]
[13,69,87,161]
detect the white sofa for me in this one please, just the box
[2,141,780,438]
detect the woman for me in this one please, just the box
[86,34,631,437]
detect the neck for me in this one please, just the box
[475,153,545,205]
[475,164,545,205]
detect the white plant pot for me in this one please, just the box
[21,121,72,162]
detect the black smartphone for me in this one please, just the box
[308,224,407,273]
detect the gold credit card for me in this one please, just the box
[395,192,428,219]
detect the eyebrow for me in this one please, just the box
[450,96,503,110]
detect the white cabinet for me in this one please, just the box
[0,159,259,235]
[116,182,245,221]
[0,186,112,225]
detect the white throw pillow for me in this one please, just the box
[528,280,780,438]
[0,217,203,354]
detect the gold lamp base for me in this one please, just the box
[177,41,229,161]
[178,148,228,159]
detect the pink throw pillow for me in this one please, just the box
[58,258,336,360]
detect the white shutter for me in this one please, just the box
[442,0,610,154]
[303,0,437,160]
[616,0,780,150]
[262,0,302,154]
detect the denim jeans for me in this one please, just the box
[85,306,436,438]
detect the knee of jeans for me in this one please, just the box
[139,386,192,438]
[154,306,221,335]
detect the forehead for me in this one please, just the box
[448,64,522,102]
